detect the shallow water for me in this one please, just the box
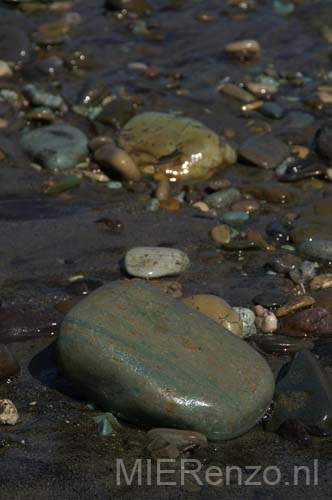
[2,0,332,498]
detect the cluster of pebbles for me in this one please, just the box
[3,0,332,495]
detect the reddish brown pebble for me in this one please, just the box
[160,199,180,210]
[276,296,316,317]
[246,231,275,252]
[279,307,332,337]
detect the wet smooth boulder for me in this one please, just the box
[57,280,274,441]
[117,112,236,181]
[21,124,88,170]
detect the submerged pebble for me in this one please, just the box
[124,247,190,278]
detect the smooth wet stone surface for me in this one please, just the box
[57,280,275,440]
[280,307,332,338]
[241,183,295,203]
[205,187,241,209]
[239,134,290,169]
[118,112,236,181]
[182,294,243,337]
[266,253,300,275]
[124,247,190,278]
[224,39,261,59]
[0,346,20,381]
[276,296,315,317]
[259,102,284,119]
[21,124,88,170]
[278,161,325,182]
[266,350,332,435]
[0,305,61,343]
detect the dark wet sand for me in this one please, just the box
[1,0,332,498]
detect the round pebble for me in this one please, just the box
[211,224,231,244]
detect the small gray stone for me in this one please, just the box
[125,247,190,278]
[21,124,88,170]
[205,188,241,209]
[239,134,290,169]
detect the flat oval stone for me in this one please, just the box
[239,134,290,169]
[205,188,241,209]
[124,247,190,278]
[57,280,275,440]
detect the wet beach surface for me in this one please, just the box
[2,0,332,498]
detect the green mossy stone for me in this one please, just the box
[57,280,274,441]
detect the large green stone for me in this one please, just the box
[57,280,274,441]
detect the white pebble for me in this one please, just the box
[125,247,190,279]
[255,307,278,333]
[0,399,18,425]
